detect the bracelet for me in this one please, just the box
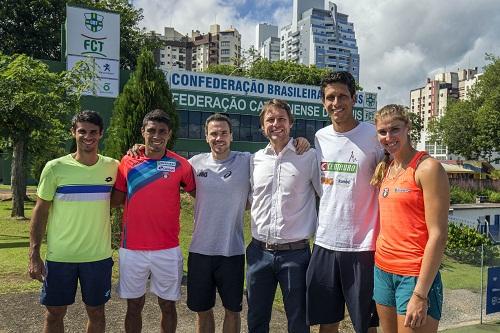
[413,291,428,301]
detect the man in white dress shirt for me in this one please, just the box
[247,99,321,333]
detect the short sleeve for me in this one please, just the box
[181,159,196,192]
[37,162,57,201]
[114,156,128,193]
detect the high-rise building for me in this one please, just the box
[256,23,280,61]
[410,67,481,160]
[256,23,278,50]
[279,0,360,81]
[154,24,241,72]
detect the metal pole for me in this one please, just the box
[480,243,484,324]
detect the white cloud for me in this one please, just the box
[133,0,500,108]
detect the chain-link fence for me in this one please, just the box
[440,221,500,330]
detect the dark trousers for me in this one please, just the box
[246,241,311,333]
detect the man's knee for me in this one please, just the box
[127,296,146,314]
[224,308,240,320]
[197,309,214,319]
[45,306,67,321]
[86,304,105,320]
[158,298,176,314]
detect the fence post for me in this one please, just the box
[480,243,484,324]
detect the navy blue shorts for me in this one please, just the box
[306,245,379,332]
[40,257,113,307]
[187,252,244,312]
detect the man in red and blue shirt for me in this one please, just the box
[112,109,195,333]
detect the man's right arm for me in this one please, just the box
[28,197,51,282]
[110,189,126,208]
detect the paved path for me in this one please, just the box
[0,285,292,333]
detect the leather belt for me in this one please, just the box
[252,238,309,251]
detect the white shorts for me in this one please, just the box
[117,247,183,301]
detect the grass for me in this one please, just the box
[441,256,486,292]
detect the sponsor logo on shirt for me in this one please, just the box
[321,176,352,186]
[197,171,208,177]
[105,176,113,182]
[394,187,412,193]
[223,171,232,179]
[336,178,351,186]
[157,161,176,172]
[320,161,358,173]
[321,177,334,185]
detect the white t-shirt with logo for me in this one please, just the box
[314,122,384,251]
[189,151,251,256]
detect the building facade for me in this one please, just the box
[155,24,241,72]
[279,0,360,81]
[410,67,481,160]
[256,23,280,61]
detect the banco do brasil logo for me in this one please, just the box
[85,12,104,32]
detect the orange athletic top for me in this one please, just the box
[375,151,428,276]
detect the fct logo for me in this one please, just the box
[85,13,104,32]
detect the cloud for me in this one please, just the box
[133,0,500,108]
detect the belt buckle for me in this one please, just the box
[265,242,277,251]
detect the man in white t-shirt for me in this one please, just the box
[306,71,384,333]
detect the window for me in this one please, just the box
[178,110,189,138]
[189,111,202,139]
[240,115,252,141]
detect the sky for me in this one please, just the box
[133,0,500,108]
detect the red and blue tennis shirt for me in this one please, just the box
[114,150,195,250]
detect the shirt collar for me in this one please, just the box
[263,138,295,155]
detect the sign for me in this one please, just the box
[486,266,500,314]
[66,6,120,59]
[166,70,377,123]
[66,5,120,97]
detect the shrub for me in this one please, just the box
[450,186,475,204]
[446,223,498,265]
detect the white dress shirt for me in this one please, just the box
[250,138,321,244]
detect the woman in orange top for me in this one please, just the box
[370,105,449,332]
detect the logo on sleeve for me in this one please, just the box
[105,177,113,182]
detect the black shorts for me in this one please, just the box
[306,245,379,333]
[187,252,244,312]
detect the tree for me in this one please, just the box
[430,55,500,161]
[408,111,423,145]
[0,53,91,218]
[0,0,66,61]
[206,59,332,86]
[0,0,161,69]
[104,50,178,160]
[205,58,365,90]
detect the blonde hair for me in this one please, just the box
[369,104,410,187]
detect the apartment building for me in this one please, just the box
[279,0,360,81]
[154,24,241,72]
[410,67,481,160]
